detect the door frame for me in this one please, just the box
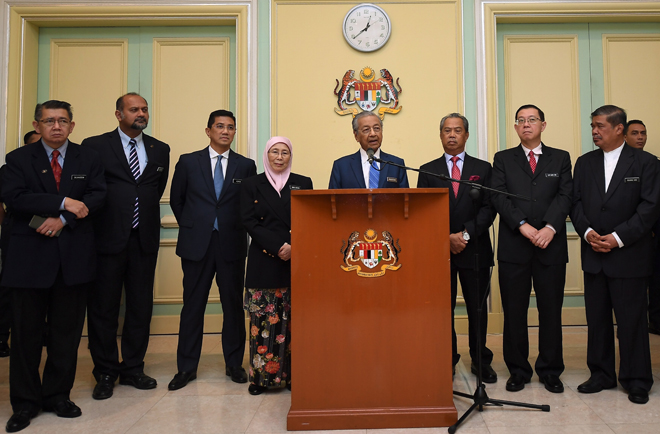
[0,0,259,160]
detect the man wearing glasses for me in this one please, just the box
[328,111,409,189]
[491,104,572,394]
[1,100,106,432]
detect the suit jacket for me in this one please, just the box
[328,150,409,189]
[0,141,106,288]
[81,129,170,254]
[241,172,313,288]
[491,143,572,265]
[417,154,494,269]
[570,144,660,278]
[170,148,257,262]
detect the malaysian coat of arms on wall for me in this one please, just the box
[340,229,402,278]
[334,67,402,119]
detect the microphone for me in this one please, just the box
[367,148,375,164]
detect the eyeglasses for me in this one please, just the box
[213,124,235,131]
[515,117,542,126]
[40,118,70,127]
[269,150,290,157]
[359,126,382,135]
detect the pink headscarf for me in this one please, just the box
[263,136,293,196]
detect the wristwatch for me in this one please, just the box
[462,229,470,241]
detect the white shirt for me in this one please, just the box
[117,128,147,174]
[584,141,626,247]
[444,151,465,177]
[209,146,230,180]
[359,147,380,188]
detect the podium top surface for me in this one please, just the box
[291,188,449,196]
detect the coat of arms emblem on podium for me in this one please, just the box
[333,67,402,119]
[340,229,402,277]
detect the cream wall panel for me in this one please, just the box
[154,241,220,305]
[273,1,462,188]
[152,37,230,202]
[565,232,583,296]
[49,39,127,144]
[604,35,660,157]
[503,36,581,163]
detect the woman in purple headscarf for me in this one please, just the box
[240,136,313,395]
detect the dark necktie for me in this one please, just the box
[51,150,62,191]
[529,151,537,173]
[129,139,141,228]
[214,155,224,230]
[451,156,460,198]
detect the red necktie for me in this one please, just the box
[451,156,460,197]
[529,152,537,173]
[51,150,62,191]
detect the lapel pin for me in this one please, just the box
[41,170,47,173]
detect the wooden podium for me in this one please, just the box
[287,189,456,430]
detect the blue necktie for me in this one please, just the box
[369,161,379,189]
[129,139,140,228]
[214,155,224,230]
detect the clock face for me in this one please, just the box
[342,3,391,52]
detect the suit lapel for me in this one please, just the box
[31,143,59,194]
[588,149,606,201]
[514,145,534,178]
[456,154,473,202]
[604,145,633,202]
[196,149,216,199]
[532,144,551,180]
[110,129,135,180]
[350,150,366,188]
[220,150,239,200]
[141,134,157,180]
[258,175,290,226]
[59,143,80,196]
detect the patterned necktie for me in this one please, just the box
[51,150,62,191]
[451,156,460,198]
[368,161,379,189]
[213,155,224,230]
[129,139,141,228]
[529,151,537,173]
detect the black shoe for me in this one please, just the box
[539,374,564,393]
[119,372,157,390]
[226,366,248,384]
[628,387,649,404]
[92,374,116,400]
[505,374,529,392]
[43,399,81,418]
[5,411,35,433]
[649,323,660,336]
[0,341,9,358]
[471,363,497,384]
[577,377,617,394]
[248,384,267,395]
[168,371,197,390]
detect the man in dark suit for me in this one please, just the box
[167,109,257,390]
[329,111,409,189]
[491,104,572,394]
[81,93,170,399]
[571,105,660,404]
[623,120,660,336]
[417,113,496,383]
[1,100,106,432]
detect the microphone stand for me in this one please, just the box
[372,156,550,433]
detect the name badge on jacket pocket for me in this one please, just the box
[290,185,301,190]
[232,179,242,184]
[71,174,87,180]
[156,166,165,172]
[545,173,559,178]
[624,177,640,183]
[387,177,398,183]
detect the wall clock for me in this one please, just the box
[342,3,391,52]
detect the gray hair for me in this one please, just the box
[352,111,382,132]
[439,113,469,133]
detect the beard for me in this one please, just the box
[131,118,148,130]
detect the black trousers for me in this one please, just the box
[10,274,87,413]
[0,285,10,341]
[87,229,158,380]
[584,271,653,391]
[177,231,246,372]
[499,258,565,380]
[648,246,660,327]
[451,264,493,367]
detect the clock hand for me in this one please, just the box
[352,16,372,39]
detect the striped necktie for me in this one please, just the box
[213,155,224,230]
[129,139,140,228]
[529,151,537,173]
[369,161,379,189]
[451,156,460,197]
[51,150,62,191]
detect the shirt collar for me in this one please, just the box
[117,127,143,149]
[359,147,381,163]
[604,141,625,158]
[522,143,543,156]
[209,146,231,160]
[42,139,68,158]
[444,151,466,163]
